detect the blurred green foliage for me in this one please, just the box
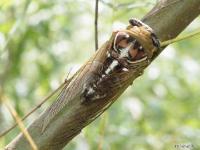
[0,0,200,149]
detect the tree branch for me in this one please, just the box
[142,0,200,41]
[5,0,200,150]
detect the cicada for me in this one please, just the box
[41,18,160,133]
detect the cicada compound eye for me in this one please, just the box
[113,31,131,53]
[113,31,147,63]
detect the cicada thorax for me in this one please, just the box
[113,31,148,64]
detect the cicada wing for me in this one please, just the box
[41,81,73,132]
[41,42,111,132]
[41,65,87,132]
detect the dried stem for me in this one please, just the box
[0,82,66,138]
[4,100,38,150]
[0,69,72,138]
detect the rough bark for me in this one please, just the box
[5,0,200,149]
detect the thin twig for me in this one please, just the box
[161,28,200,47]
[4,100,38,150]
[95,0,99,51]
[0,82,66,138]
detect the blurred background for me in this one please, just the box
[0,0,200,149]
